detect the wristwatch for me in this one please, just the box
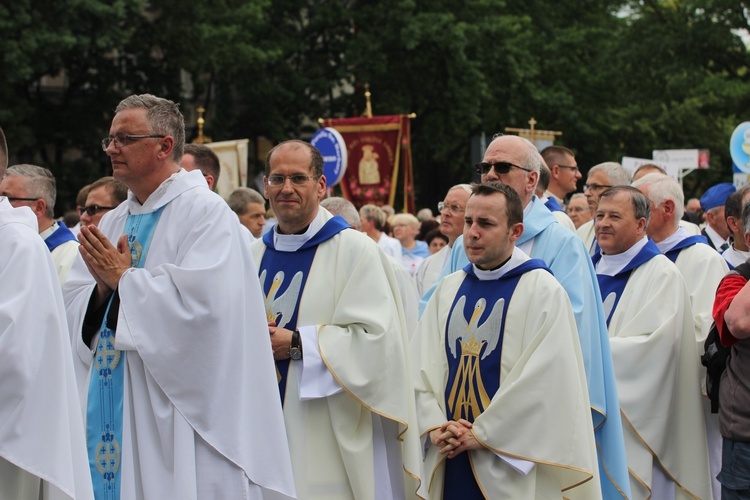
[289,329,303,360]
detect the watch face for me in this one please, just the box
[290,348,302,360]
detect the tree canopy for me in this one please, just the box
[1,0,747,212]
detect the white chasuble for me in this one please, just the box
[64,170,295,500]
[413,252,600,499]
[252,208,426,500]
[598,245,712,499]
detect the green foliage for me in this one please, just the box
[1,0,748,211]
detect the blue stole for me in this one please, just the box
[544,196,564,213]
[44,221,77,251]
[664,234,708,263]
[258,216,349,404]
[87,207,165,500]
[593,240,661,327]
[442,260,549,500]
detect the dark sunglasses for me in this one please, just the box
[474,161,532,176]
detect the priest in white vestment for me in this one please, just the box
[593,186,712,499]
[253,140,425,499]
[0,197,93,500]
[634,174,729,498]
[413,183,599,499]
[64,95,295,500]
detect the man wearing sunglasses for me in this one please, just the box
[64,94,295,500]
[422,134,631,498]
[79,176,128,228]
[0,164,79,284]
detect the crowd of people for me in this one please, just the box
[1,93,749,500]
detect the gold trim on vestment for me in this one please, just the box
[469,428,595,492]
[620,410,702,499]
[596,442,629,498]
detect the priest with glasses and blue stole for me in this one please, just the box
[413,182,599,498]
[593,186,712,499]
[64,94,295,500]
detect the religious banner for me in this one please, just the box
[322,115,414,212]
[205,139,249,199]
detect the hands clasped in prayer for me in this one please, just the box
[430,419,481,458]
[78,224,131,302]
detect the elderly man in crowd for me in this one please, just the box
[593,186,711,499]
[567,193,593,229]
[701,182,735,251]
[578,162,632,255]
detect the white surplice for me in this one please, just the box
[0,198,93,500]
[63,170,295,500]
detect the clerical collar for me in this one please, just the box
[39,220,59,240]
[704,224,728,249]
[655,226,689,253]
[273,209,325,252]
[472,247,529,281]
[596,236,648,276]
[127,170,179,214]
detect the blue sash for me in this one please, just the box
[44,221,77,252]
[442,259,549,500]
[544,196,564,213]
[593,240,661,326]
[664,234,708,263]
[258,216,349,404]
[87,207,165,500]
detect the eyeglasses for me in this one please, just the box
[79,204,118,217]
[437,201,464,215]
[266,174,318,186]
[101,133,165,151]
[567,206,588,213]
[474,161,532,176]
[557,164,580,173]
[584,183,613,192]
[5,196,39,203]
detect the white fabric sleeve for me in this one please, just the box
[494,452,535,475]
[297,325,343,400]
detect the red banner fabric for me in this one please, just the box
[322,115,414,212]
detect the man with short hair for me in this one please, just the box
[64,94,294,499]
[701,182,735,251]
[631,163,667,182]
[722,186,750,268]
[415,184,471,296]
[252,140,425,498]
[71,182,93,236]
[413,182,599,498]
[712,198,750,499]
[227,186,266,239]
[633,173,729,498]
[360,203,402,260]
[0,135,94,500]
[435,135,630,498]
[535,162,576,231]
[578,162,631,255]
[593,186,711,499]
[540,145,580,204]
[0,164,79,283]
[79,176,128,228]
[567,193,592,229]
[181,143,221,191]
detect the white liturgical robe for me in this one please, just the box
[0,198,93,500]
[252,208,425,500]
[599,249,712,499]
[414,249,600,499]
[63,170,295,499]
